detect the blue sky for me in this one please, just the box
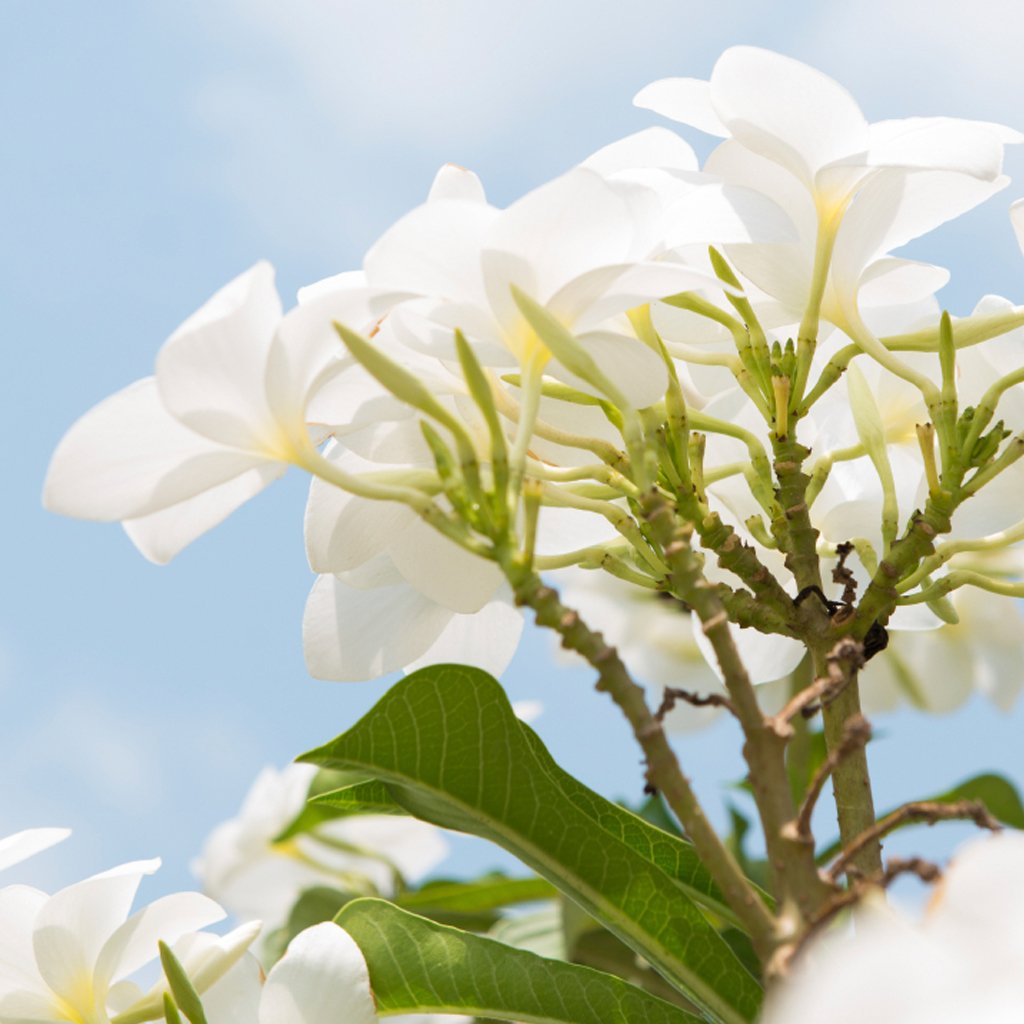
[5,1,1024,903]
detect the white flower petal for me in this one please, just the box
[0,989,61,1022]
[404,584,524,679]
[0,885,49,992]
[483,168,637,303]
[259,923,376,1024]
[297,270,367,306]
[389,521,503,614]
[32,859,160,1004]
[365,199,496,305]
[865,117,1006,181]
[427,164,486,204]
[512,700,543,724]
[123,463,285,565]
[263,291,369,429]
[632,77,729,137]
[1012,199,1024,254]
[562,261,732,332]
[156,262,283,449]
[533,505,618,559]
[95,892,226,991]
[582,127,699,174]
[856,258,950,308]
[199,953,263,1024]
[661,182,798,247]
[123,922,263,1023]
[710,47,867,185]
[323,815,449,885]
[692,616,805,686]
[303,574,455,681]
[44,379,270,523]
[832,170,1008,306]
[0,829,70,874]
[550,329,668,409]
[304,470,414,574]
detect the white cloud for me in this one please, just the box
[25,692,164,811]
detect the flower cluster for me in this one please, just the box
[44,47,1024,718]
[0,817,465,1024]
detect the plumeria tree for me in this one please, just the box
[22,45,1024,1022]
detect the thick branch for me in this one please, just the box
[642,492,829,922]
[789,714,871,841]
[816,652,882,877]
[507,567,777,955]
[771,437,885,882]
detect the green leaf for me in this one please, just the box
[516,721,772,923]
[817,771,1024,863]
[306,779,405,819]
[302,665,762,1023]
[314,727,763,927]
[158,942,208,1024]
[274,768,372,842]
[338,898,702,1024]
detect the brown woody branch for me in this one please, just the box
[768,638,865,736]
[655,687,738,721]
[826,799,1002,883]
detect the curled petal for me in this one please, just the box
[0,828,70,874]
[632,77,729,137]
[710,46,868,185]
[123,463,285,565]
[404,584,524,679]
[303,572,455,681]
[365,199,496,306]
[156,262,283,449]
[388,521,503,614]
[95,892,225,991]
[259,923,376,1024]
[44,379,270,523]
[582,127,700,174]
[33,859,160,1005]
[427,163,487,204]
[691,615,805,686]
[483,169,636,303]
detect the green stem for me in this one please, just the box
[812,648,882,877]
[770,436,884,882]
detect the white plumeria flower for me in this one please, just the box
[762,831,1024,1023]
[302,424,523,681]
[0,827,69,873]
[580,126,797,253]
[361,161,736,408]
[301,387,615,681]
[636,47,1018,333]
[44,263,366,564]
[192,764,448,943]
[202,922,473,1024]
[0,858,258,1024]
